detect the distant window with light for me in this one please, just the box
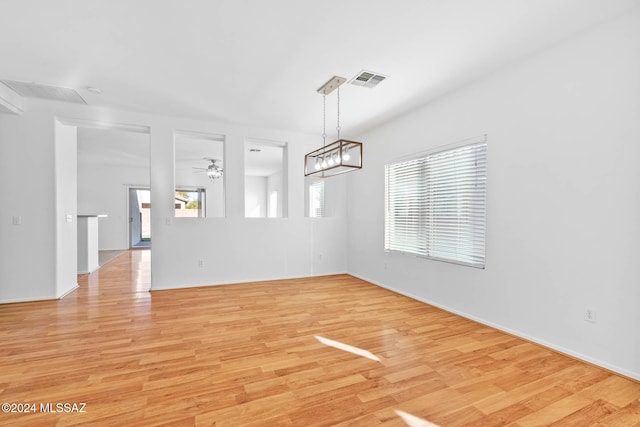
[268,190,278,218]
[309,180,325,218]
[384,139,487,268]
[174,189,206,218]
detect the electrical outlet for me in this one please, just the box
[198,259,204,268]
[584,307,596,323]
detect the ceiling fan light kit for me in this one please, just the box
[206,166,222,180]
[193,158,223,181]
[304,75,363,178]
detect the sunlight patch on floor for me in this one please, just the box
[395,410,441,427]
[315,335,380,362]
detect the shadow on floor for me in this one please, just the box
[98,250,125,266]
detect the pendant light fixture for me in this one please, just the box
[304,76,363,177]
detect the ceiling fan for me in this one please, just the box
[193,158,223,181]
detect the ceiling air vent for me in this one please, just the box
[0,80,87,104]
[349,70,387,88]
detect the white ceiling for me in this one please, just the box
[1,0,638,136]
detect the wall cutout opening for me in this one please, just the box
[245,139,287,218]
[76,126,151,251]
[174,131,225,218]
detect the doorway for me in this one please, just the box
[129,188,151,248]
[76,125,151,258]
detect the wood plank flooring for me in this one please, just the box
[0,250,639,426]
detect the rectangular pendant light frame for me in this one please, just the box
[304,139,363,178]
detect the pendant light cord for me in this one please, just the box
[322,94,327,147]
[336,86,341,139]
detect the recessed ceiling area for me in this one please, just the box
[175,133,224,176]
[77,127,149,168]
[1,0,637,135]
[245,142,284,177]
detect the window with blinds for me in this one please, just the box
[309,180,325,218]
[384,140,487,268]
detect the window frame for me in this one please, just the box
[308,180,325,218]
[175,188,207,218]
[384,137,487,269]
[268,190,278,218]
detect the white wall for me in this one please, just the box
[347,10,640,379]
[0,99,348,303]
[54,121,78,297]
[0,110,58,302]
[245,169,284,219]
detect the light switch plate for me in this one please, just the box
[66,214,73,223]
[12,215,22,225]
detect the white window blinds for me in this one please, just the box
[309,180,325,218]
[384,141,487,268]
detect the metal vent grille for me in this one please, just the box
[349,70,387,88]
[0,80,87,104]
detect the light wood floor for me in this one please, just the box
[1,250,638,426]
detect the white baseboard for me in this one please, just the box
[0,295,57,304]
[57,284,79,299]
[1,283,78,305]
[349,272,640,382]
